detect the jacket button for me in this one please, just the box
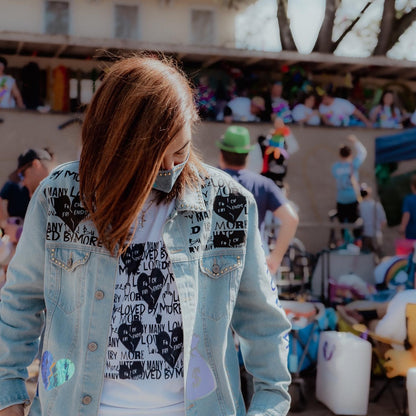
[82,395,92,405]
[88,342,98,352]
[95,290,104,300]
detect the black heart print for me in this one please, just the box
[118,320,143,352]
[213,194,246,223]
[136,268,164,311]
[121,243,145,277]
[52,195,88,232]
[155,326,183,368]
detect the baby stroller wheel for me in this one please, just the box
[289,377,307,412]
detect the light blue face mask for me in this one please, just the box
[152,154,189,193]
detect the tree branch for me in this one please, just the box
[332,1,372,52]
[387,7,416,51]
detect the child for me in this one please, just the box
[359,183,387,258]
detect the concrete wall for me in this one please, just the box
[0,109,410,255]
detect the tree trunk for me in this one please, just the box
[387,7,416,52]
[373,0,396,55]
[313,0,337,53]
[277,0,297,51]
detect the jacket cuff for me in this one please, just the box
[0,378,30,410]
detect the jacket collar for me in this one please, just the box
[175,182,206,212]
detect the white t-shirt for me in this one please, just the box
[100,193,184,415]
[0,75,16,109]
[359,199,387,238]
[222,97,258,122]
[319,97,356,126]
[292,104,320,125]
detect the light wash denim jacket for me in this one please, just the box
[0,161,291,416]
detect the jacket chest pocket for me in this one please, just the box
[46,247,90,314]
[199,254,242,321]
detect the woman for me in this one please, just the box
[291,93,320,126]
[0,56,291,416]
[369,90,402,129]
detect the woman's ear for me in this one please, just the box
[31,159,42,169]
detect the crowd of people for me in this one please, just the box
[194,76,416,130]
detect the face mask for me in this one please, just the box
[152,154,189,193]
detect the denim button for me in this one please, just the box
[95,290,104,300]
[82,395,92,405]
[88,342,98,352]
[212,264,220,274]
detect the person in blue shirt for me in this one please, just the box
[217,125,299,275]
[399,174,416,240]
[331,134,367,239]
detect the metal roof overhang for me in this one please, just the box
[1,30,416,80]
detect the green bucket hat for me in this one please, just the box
[216,126,254,154]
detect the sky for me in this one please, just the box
[235,0,416,61]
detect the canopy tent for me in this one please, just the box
[375,129,416,226]
[375,128,416,165]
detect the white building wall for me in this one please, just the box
[0,0,44,33]
[0,0,237,47]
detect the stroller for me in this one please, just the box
[281,300,337,412]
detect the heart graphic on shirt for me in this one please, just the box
[121,243,145,277]
[119,361,144,379]
[118,320,143,352]
[136,268,164,311]
[155,326,183,368]
[52,194,88,232]
[213,194,246,223]
[41,351,75,391]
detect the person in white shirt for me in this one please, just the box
[292,93,320,126]
[319,89,371,127]
[217,96,265,123]
[359,183,387,258]
[0,57,24,110]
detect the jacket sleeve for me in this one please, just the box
[0,184,47,410]
[231,193,292,416]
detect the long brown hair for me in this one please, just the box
[79,54,202,255]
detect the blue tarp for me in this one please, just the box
[375,128,416,165]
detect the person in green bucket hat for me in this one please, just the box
[218,124,298,408]
[218,125,298,275]
[216,125,255,154]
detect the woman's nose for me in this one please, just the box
[161,156,174,170]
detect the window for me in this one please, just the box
[191,9,214,46]
[115,5,139,40]
[45,1,69,35]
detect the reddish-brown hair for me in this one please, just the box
[79,54,202,255]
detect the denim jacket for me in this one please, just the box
[0,161,291,416]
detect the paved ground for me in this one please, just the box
[288,369,407,416]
